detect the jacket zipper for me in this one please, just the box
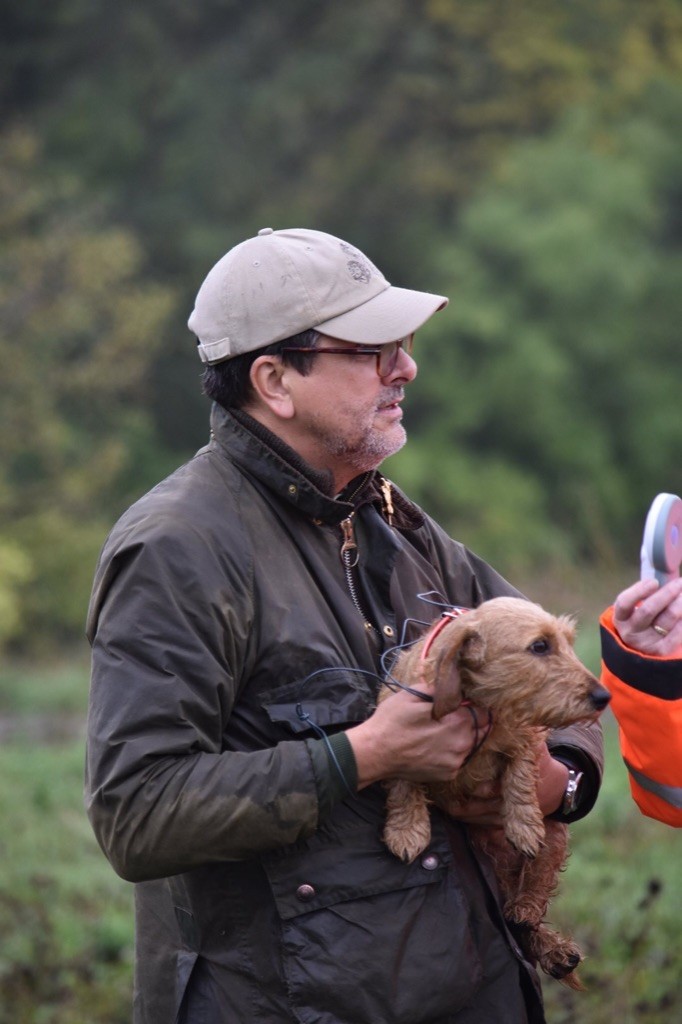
[339,514,378,637]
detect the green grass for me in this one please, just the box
[0,739,134,1024]
[0,661,679,1023]
[541,713,681,1024]
[0,660,90,715]
[0,659,133,1024]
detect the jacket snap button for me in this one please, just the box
[296,883,316,902]
[421,853,440,871]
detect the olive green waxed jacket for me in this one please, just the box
[85,405,603,1024]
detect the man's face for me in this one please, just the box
[286,334,418,489]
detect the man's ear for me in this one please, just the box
[249,355,295,420]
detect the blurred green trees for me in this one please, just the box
[0,128,175,648]
[1,0,681,650]
[390,78,682,571]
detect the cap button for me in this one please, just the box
[258,227,274,236]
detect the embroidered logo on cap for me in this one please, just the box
[340,242,377,284]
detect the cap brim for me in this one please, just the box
[314,285,448,344]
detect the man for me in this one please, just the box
[86,228,604,1024]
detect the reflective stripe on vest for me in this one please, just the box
[624,758,682,810]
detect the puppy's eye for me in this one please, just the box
[528,639,551,655]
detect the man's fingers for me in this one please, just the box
[615,578,682,627]
[613,578,659,622]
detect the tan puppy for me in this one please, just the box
[381,596,610,989]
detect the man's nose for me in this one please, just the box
[386,345,417,384]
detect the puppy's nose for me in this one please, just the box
[589,684,611,711]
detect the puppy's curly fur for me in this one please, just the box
[381,596,610,990]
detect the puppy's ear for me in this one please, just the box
[458,629,486,669]
[430,627,486,720]
[431,652,462,721]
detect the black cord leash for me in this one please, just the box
[293,594,492,795]
[461,704,494,767]
[295,704,358,799]
[381,676,435,703]
[294,666,383,798]
[380,635,434,702]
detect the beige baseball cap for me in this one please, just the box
[188,227,448,364]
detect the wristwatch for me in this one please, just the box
[561,767,584,816]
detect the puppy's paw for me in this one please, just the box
[529,925,585,991]
[504,896,543,927]
[505,822,543,859]
[541,943,584,991]
[383,823,431,863]
[383,780,433,862]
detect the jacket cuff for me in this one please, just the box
[304,733,359,820]
[600,606,682,699]
[325,731,359,796]
[546,745,600,824]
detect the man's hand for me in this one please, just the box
[535,740,570,816]
[443,738,569,825]
[613,577,682,656]
[346,687,490,790]
[348,694,570,825]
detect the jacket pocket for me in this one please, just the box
[261,805,483,1024]
[259,668,374,736]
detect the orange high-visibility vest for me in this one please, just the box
[600,607,682,827]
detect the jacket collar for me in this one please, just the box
[209,403,424,530]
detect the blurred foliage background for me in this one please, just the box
[2,0,682,653]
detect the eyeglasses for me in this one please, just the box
[281,336,414,378]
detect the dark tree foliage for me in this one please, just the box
[1,0,681,646]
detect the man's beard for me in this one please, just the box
[321,422,407,472]
[312,387,407,473]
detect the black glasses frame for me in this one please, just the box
[280,336,413,377]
